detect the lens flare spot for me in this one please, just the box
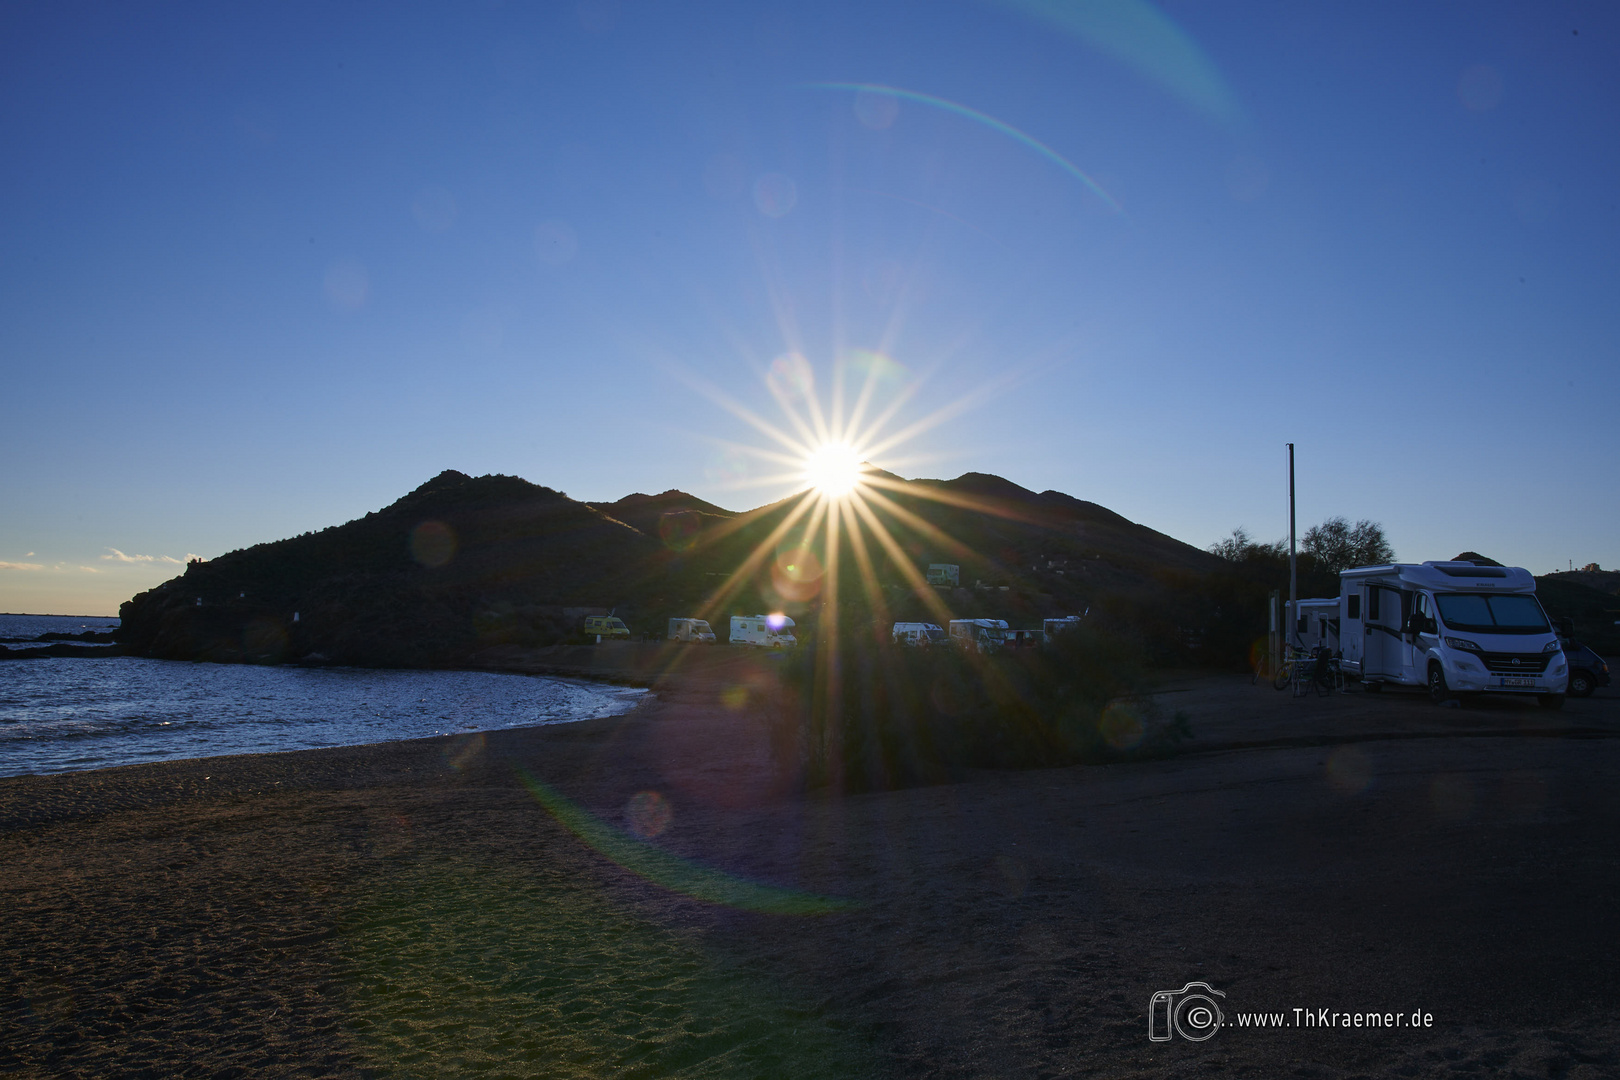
[447,732,485,773]
[1099,700,1146,750]
[775,542,824,583]
[804,442,864,497]
[1457,64,1504,112]
[323,261,369,310]
[656,510,702,551]
[754,172,798,218]
[772,544,824,601]
[1326,745,1373,795]
[720,684,749,710]
[704,447,750,487]
[242,617,288,660]
[853,88,899,129]
[767,352,815,402]
[625,790,673,838]
[410,520,458,568]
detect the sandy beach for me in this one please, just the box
[3,649,1618,1078]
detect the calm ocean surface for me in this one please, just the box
[0,615,646,778]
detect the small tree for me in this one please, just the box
[1209,527,1286,562]
[1302,517,1394,574]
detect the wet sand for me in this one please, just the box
[3,650,1618,1078]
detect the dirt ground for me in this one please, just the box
[2,650,1617,1078]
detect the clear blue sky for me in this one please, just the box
[3,0,1616,615]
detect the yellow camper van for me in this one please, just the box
[583,615,631,640]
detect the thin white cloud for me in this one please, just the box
[0,561,45,571]
[24,551,34,557]
[102,548,186,565]
[78,565,101,573]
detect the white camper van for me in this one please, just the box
[1339,562,1567,707]
[729,614,796,648]
[892,622,946,647]
[949,618,1007,653]
[667,618,715,643]
[1285,598,1341,654]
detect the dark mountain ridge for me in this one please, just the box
[119,470,664,666]
[117,469,1235,667]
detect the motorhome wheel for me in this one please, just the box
[1427,664,1452,705]
[1568,671,1594,698]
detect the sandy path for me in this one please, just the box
[2,663,1618,1078]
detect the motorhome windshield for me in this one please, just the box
[925,628,947,642]
[1435,593,1550,634]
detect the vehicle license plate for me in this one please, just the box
[1500,677,1535,687]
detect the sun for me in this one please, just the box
[803,442,865,498]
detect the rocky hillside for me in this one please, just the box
[118,471,664,666]
[117,468,1238,667]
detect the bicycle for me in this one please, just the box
[1272,647,1308,691]
[1274,646,1345,696]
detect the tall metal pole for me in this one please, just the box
[1288,443,1297,651]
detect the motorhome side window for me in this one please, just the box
[1347,594,1360,620]
[1368,588,1379,620]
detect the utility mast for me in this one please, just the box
[1288,443,1297,651]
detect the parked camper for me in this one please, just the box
[1338,562,1568,708]
[892,622,947,647]
[667,618,716,643]
[730,614,797,648]
[949,618,1007,653]
[1042,615,1087,639]
[584,615,630,641]
[1285,598,1340,654]
[1009,628,1045,648]
[926,564,960,587]
[1554,619,1609,698]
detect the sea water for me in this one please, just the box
[0,612,120,649]
[0,615,646,778]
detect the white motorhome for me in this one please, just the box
[892,622,946,647]
[1339,562,1567,707]
[667,618,715,643]
[1285,598,1341,654]
[949,618,1007,653]
[729,614,797,648]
